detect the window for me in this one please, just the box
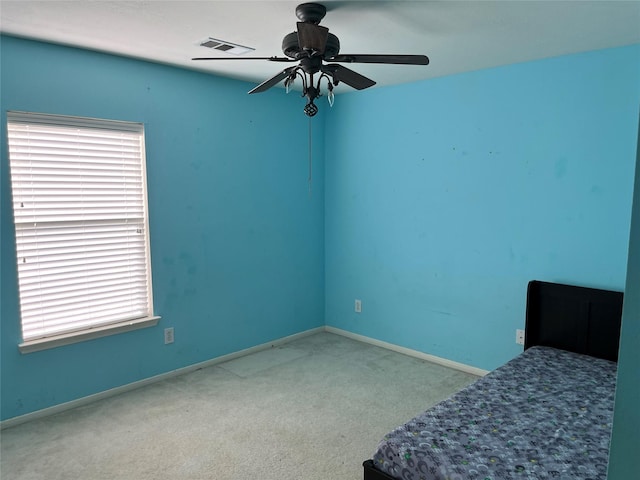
[7,111,157,353]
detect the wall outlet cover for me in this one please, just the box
[355,299,362,313]
[164,327,174,344]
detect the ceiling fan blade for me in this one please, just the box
[321,64,376,90]
[248,66,298,94]
[296,22,329,55]
[330,54,429,65]
[192,56,296,62]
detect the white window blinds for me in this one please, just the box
[7,111,154,342]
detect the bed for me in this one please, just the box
[363,280,623,480]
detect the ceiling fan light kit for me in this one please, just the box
[193,2,429,117]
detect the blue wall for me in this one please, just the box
[0,36,325,421]
[608,115,640,479]
[325,45,640,371]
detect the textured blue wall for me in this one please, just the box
[0,36,325,421]
[325,45,640,371]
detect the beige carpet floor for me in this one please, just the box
[0,332,478,480]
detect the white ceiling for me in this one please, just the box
[1,1,639,94]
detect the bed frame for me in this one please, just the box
[362,280,624,480]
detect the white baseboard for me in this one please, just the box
[0,326,324,430]
[2,326,485,430]
[325,326,490,377]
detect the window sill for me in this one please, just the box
[18,316,161,354]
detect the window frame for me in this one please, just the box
[6,111,159,353]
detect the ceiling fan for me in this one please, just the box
[193,2,429,117]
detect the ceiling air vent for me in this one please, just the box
[199,37,254,56]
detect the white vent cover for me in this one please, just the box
[200,37,254,55]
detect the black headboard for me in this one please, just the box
[525,280,624,362]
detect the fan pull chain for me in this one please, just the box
[308,116,313,197]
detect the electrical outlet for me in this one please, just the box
[164,327,174,344]
[355,299,362,313]
[516,329,525,346]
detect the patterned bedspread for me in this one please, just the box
[372,346,617,480]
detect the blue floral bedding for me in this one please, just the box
[372,346,617,480]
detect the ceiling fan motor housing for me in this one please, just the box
[282,31,340,60]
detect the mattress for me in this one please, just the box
[371,346,617,480]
